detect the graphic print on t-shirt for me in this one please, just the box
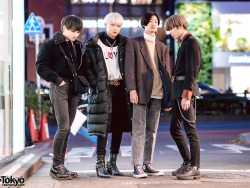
[104,52,118,60]
[97,39,122,80]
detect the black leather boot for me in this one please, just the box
[106,154,124,176]
[96,155,111,178]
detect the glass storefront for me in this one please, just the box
[0,0,12,160]
[0,0,25,160]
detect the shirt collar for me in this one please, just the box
[144,32,156,42]
[177,32,190,45]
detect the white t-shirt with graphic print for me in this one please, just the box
[97,39,122,81]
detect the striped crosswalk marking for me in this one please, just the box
[212,144,250,153]
[166,145,205,151]
[120,146,131,157]
[67,147,96,158]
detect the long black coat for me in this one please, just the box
[36,32,83,85]
[82,32,132,137]
[172,34,202,100]
[125,36,172,106]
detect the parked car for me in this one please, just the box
[197,83,250,115]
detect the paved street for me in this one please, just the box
[25,120,250,187]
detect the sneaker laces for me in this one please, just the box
[177,162,189,173]
[61,165,70,173]
[56,165,68,174]
[144,164,157,173]
[135,165,145,174]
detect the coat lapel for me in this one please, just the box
[139,36,154,71]
[155,40,162,64]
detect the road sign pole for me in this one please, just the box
[35,33,41,129]
[24,13,43,131]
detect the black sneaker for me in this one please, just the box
[133,165,148,178]
[172,162,190,176]
[176,166,201,180]
[50,165,73,180]
[142,163,164,176]
[61,165,78,178]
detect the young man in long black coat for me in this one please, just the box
[165,14,202,180]
[82,12,131,178]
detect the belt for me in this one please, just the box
[108,80,121,86]
[172,76,185,82]
[63,78,73,83]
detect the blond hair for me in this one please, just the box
[164,14,187,31]
[104,12,123,26]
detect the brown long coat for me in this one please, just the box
[124,36,172,105]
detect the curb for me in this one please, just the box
[239,132,250,144]
[0,153,42,187]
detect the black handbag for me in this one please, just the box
[59,45,89,94]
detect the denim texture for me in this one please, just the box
[131,98,161,166]
[49,82,78,166]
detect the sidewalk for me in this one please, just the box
[1,120,250,188]
[1,137,249,188]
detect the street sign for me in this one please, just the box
[24,13,42,34]
[35,16,45,30]
[28,34,45,43]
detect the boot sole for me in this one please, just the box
[177,175,201,180]
[71,174,78,178]
[107,168,124,176]
[96,168,111,178]
[50,172,73,180]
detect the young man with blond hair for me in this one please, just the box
[165,14,202,180]
[83,12,131,178]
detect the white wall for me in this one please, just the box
[13,0,25,154]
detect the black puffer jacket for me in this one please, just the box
[36,32,83,85]
[82,32,132,137]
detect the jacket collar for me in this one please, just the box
[85,32,127,47]
[53,32,82,47]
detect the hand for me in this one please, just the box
[130,93,138,104]
[164,107,171,111]
[59,81,65,86]
[181,98,190,111]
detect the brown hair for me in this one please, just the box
[164,14,187,31]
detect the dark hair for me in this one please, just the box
[140,11,160,29]
[61,15,83,32]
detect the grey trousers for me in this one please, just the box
[131,98,162,166]
[49,82,78,166]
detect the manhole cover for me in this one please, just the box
[202,173,250,179]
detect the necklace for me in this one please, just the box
[106,39,116,50]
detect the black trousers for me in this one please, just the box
[49,82,78,166]
[96,82,127,155]
[170,99,200,167]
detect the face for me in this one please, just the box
[169,26,184,39]
[144,15,159,34]
[105,22,122,39]
[63,25,80,41]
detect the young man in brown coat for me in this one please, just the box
[165,14,202,180]
[125,11,172,178]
